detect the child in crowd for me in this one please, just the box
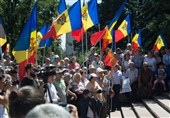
[152,64,167,91]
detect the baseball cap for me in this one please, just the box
[89,73,98,80]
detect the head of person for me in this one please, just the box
[71,56,77,63]
[90,47,96,54]
[143,62,149,70]
[9,86,45,118]
[64,57,69,65]
[165,47,170,54]
[116,48,122,55]
[55,69,63,80]
[89,73,98,83]
[73,73,82,83]
[45,58,51,64]
[124,51,131,61]
[126,43,132,51]
[25,63,36,78]
[96,67,105,78]
[136,47,143,55]
[89,64,96,73]
[63,73,72,84]
[147,51,153,58]
[54,55,60,62]
[113,63,120,71]
[129,62,135,69]
[95,54,100,62]
[60,60,65,67]
[25,104,72,118]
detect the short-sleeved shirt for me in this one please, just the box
[112,70,122,85]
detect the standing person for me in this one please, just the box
[111,63,122,111]
[92,54,104,69]
[53,69,67,104]
[88,47,97,63]
[121,51,132,74]
[163,47,170,90]
[132,47,144,70]
[144,51,157,73]
[138,62,153,98]
[45,72,60,104]
[20,63,38,88]
[125,62,138,100]
[4,55,14,67]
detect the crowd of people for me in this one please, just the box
[0,43,170,118]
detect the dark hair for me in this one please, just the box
[9,86,45,118]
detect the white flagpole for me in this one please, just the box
[42,47,46,65]
[82,34,84,66]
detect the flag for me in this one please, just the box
[58,0,67,15]
[12,2,37,80]
[153,34,166,51]
[104,49,118,67]
[72,0,99,42]
[38,25,52,47]
[42,0,82,40]
[132,29,142,52]
[90,1,125,47]
[90,28,106,46]
[115,14,131,43]
[5,43,10,55]
[0,18,7,47]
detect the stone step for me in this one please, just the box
[110,110,122,118]
[153,96,170,113]
[132,103,153,118]
[142,99,170,118]
[121,106,136,118]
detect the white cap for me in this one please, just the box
[89,73,98,80]
[127,43,132,47]
[96,67,106,73]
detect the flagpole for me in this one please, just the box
[98,24,101,51]
[82,33,84,66]
[42,47,46,64]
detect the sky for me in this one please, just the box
[65,0,102,5]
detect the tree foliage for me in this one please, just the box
[0,0,59,52]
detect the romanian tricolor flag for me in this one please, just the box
[38,25,52,47]
[153,34,166,51]
[115,14,131,43]
[12,2,37,80]
[72,0,99,42]
[0,18,7,47]
[132,29,142,52]
[42,0,82,40]
[90,1,125,48]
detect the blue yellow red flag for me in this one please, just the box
[58,0,67,14]
[0,18,7,47]
[12,2,37,80]
[43,0,82,40]
[114,14,131,43]
[132,29,142,52]
[153,34,166,51]
[72,0,99,42]
[90,1,125,47]
[38,25,52,47]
